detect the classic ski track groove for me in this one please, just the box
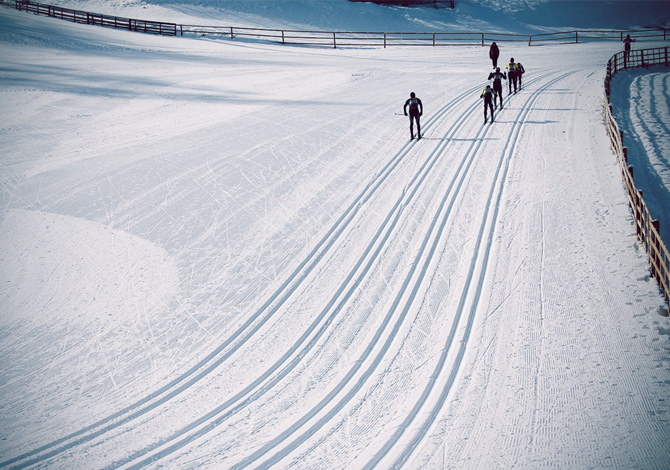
[105,72,558,470]
[372,71,576,470]
[109,79,495,469]
[0,79,485,470]
[239,71,572,470]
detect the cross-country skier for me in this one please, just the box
[516,62,525,90]
[480,85,497,123]
[506,58,519,94]
[489,42,500,69]
[404,92,423,140]
[488,67,507,109]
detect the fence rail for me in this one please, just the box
[2,0,668,47]
[1,0,177,35]
[179,25,669,48]
[604,47,670,309]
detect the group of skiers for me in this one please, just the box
[481,42,525,123]
[402,41,525,139]
[403,34,638,138]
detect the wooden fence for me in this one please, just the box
[604,47,670,309]
[1,0,177,36]
[178,26,669,48]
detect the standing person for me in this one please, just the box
[404,92,423,140]
[488,67,507,109]
[506,58,519,94]
[516,61,525,90]
[623,34,635,66]
[489,41,500,69]
[480,85,497,124]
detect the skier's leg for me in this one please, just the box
[409,114,414,139]
[416,115,421,139]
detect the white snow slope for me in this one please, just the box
[1,1,670,469]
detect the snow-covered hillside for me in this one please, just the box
[40,0,670,33]
[1,1,669,469]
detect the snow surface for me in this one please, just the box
[610,66,670,238]
[1,1,670,469]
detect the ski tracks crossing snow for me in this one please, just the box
[1,69,578,470]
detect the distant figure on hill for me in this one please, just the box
[404,92,423,140]
[489,42,500,69]
[488,67,507,109]
[623,34,635,65]
[516,62,525,90]
[506,58,519,94]
[480,85,497,124]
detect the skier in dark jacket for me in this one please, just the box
[489,42,500,69]
[516,62,525,90]
[480,85,497,123]
[404,92,423,140]
[488,67,507,109]
[506,58,519,94]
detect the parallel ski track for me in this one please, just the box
[0,77,486,470]
[368,70,576,470]
[102,72,560,469]
[234,71,575,470]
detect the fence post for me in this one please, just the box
[333,32,336,49]
[481,33,484,47]
[528,35,532,46]
[641,49,645,67]
[384,32,386,49]
[575,31,579,43]
[433,32,435,47]
[282,30,285,44]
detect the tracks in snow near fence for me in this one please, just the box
[0,70,575,470]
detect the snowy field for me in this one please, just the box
[1,1,670,469]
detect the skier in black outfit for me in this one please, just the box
[480,85,497,123]
[516,62,525,90]
[489,42,500,69]
[404,92,423,140]
[488,67,507,109]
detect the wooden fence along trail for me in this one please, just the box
[604,47,670,310]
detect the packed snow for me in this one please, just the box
[1,0,669,469]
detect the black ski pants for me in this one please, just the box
[483,99,494,121]
[493,82,503,107]
[409,110,421,138]
[508,71,518,94]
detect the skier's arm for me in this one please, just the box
[488,72,494,80]
[418,99,423,115]
[403,100,408,115]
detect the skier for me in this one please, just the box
[623,34,635,66]
[404,92,423,140]
[489,41,500,69]
[516,62,525,90]
[506,58,519,94]
[487,66,507,109]
[480,85,497,123]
